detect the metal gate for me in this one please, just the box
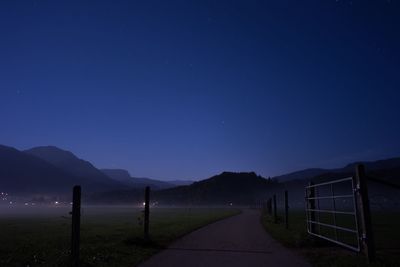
[305,177,361,251]
[305,165,375,262]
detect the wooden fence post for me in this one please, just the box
[308,182,316,234]
[71,185,81,267]
[273,194,277,223]
[284,190,289,229]
[355,164,375,263]
[144,186,150,241]
[267,198,272,215]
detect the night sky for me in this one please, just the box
[1,0,399,180]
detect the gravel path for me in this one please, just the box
[139,209,310,267]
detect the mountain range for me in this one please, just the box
[154,172,276,205]
[148,162,400,206]
[0,143,399,207]
[273,157,400,182]
[25,146,119,188]
[100,169,192,190]
[0,145,83,194]
[0,145,191,195]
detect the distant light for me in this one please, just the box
[9,201,12,204]
[229,203,233,206]
[142,202,146,206]
[24,203,28,206]
[70,202,73,205]
[55,201,59,205]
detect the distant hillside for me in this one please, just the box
[5,142,397,207]
[101,169,131,182]
[91,158,400,207]
[0,144,126,195]
[273,157,400,182]
[25,146,119,188]
[154,172,276,205]
[88,167,400,208]
[342,157,400,173]
[101,169,175,190]
[167,180,194,186]
[273,168,328,182]
[0,145,82,194]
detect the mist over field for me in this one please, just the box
[1,0,400,266]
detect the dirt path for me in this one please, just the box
[139,209,310,267]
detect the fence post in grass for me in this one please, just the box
[273,194,277,223]
[355,164,375,263]
[144,186,150,241]
[267,198,272,215]
[284,190,289,229]
[308,182,316,234]
[71,185,81,267]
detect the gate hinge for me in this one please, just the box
[353,184,360,193]
[359,234,367,241]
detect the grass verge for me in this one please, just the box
[0,206,240,267]
[261,210,400,267]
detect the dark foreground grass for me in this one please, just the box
[261,210,400,267]
[0,205,240,267]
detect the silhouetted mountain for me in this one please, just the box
[92,158,400,207]
[154,172,276,205]
[191,164,400,209]
[24,146,118,186]
[0,145,82,194]
[273,157,400,182]
[168,180,194,186]
[342,157,400,173]
[101,169,131,181]
[0,145,125,195]
[101,169,177,190]
[9,143,395,206]
[273,168,328,182]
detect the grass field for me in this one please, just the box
[261,210,400,267]
[0,205,240,267]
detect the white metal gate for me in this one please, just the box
[305,177,361,251]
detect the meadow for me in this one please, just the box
[261,209,400,267]
[0,205,240,267]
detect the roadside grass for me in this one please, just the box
[0,206,240,267]
[261,210,400,267]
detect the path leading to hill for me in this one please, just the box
[139,209,310,267]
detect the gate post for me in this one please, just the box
[144,186,150,241]
[71,185,81,267]
[273,194,277,223]
[308,182,316,234]
[284,190,289,229]
[355,164,375,262]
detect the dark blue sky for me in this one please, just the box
[1,0,399,180]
